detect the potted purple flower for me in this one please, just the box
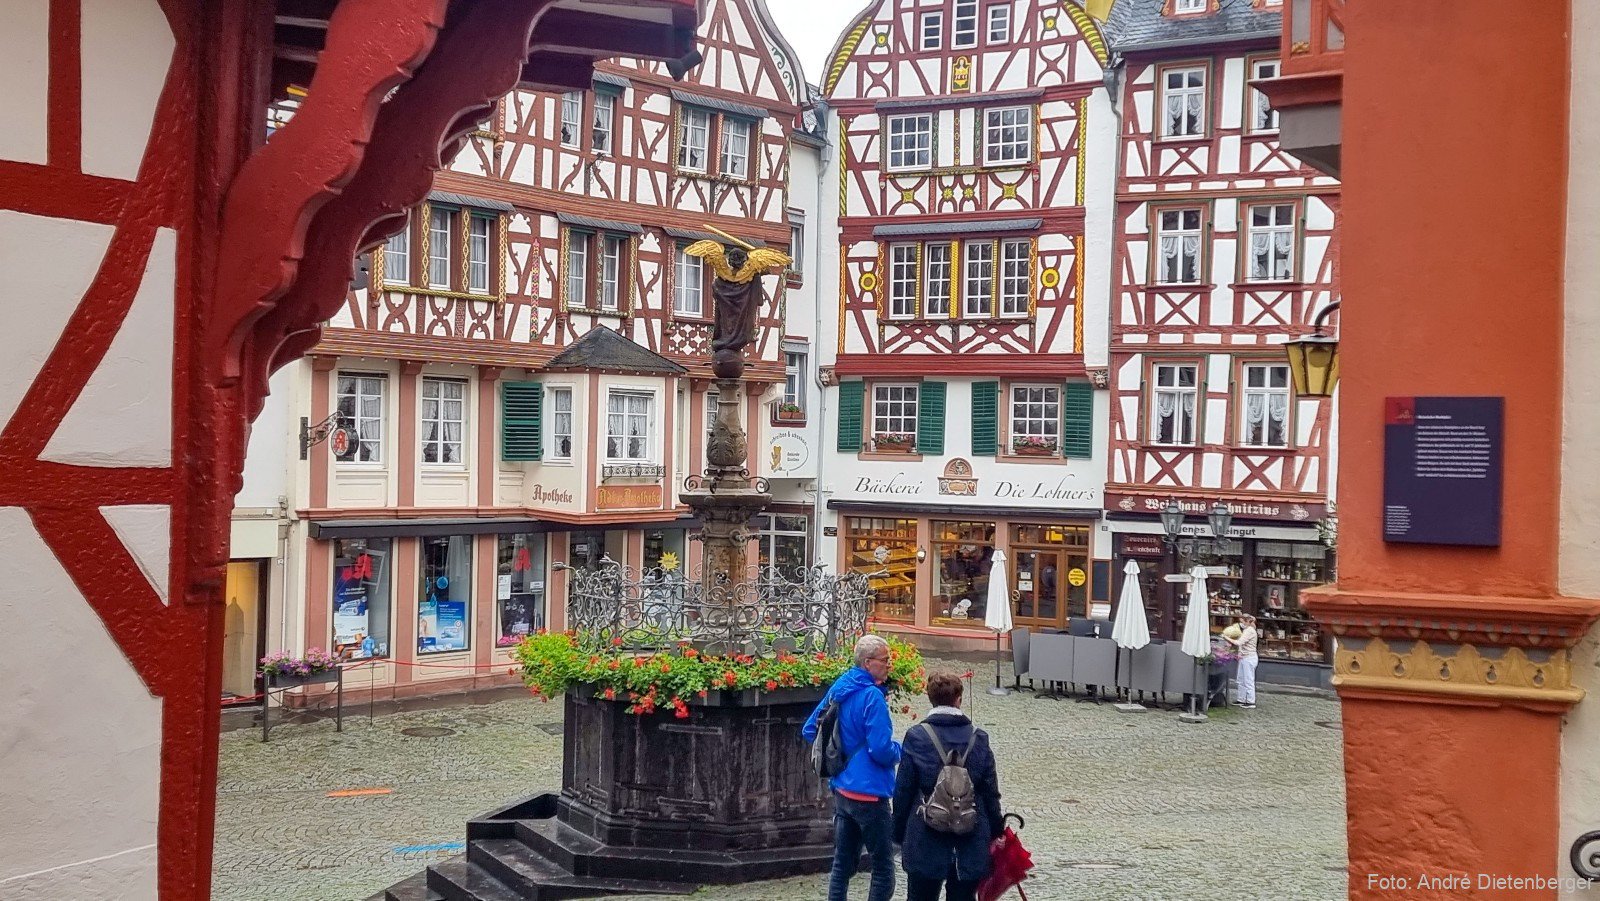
[260,647,341,688]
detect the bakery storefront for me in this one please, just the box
[1104,493,1336,687]
[829,460,1109,649]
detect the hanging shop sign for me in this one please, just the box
[597,484,663,510]
[1382,396,1503,546]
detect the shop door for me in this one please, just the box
[1011,550,1065,629]
[222,561,265,704]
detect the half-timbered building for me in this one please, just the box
[818,1,1116,648]
[247,0,823,702]
[1102,0,1341,684]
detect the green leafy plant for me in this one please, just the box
[514,631,927,718]
[1011,435,1058,453]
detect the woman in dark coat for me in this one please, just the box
[892,672,1004,901]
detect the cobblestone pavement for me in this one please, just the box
[213,663,1348,901]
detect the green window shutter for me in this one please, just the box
[916,381,947,455]
[972,381,999,456]
[837,381,865,452]
[502,381,543,461]
[1062,381,1094,458]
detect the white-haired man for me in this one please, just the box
[803,634,902,901]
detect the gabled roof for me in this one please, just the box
[545,326,688,375]
[1106,0,1280,54]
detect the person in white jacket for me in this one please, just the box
[1224,615,1260,708]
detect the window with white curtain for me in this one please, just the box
[924,242,952,317]
[599,235,624,311]
[421,377,466,464]
[921,11,943,50]
[428,208,454,288]
[1175,0,1205,12]
[674,245,704,315]
[566,231,591,305]
[335,373,385,463]
[1241,363,1290,448]
[1151,364,1198,446]
[953,0,978,47]
[983,106,1032,165]
[1246,203,1296,282]
[963,240,994,316]
[1161,66,1206,137]
[592,92,616,153]
[607,390,653,461]
[889,244,919,319]
[887,115,933,171]
[1156,208,1203,284]
[384,224,410,285]
[720,118,751,178]
[678,107,711,173]
[784,351,808,412]
[549,387,573,460]
[1250,59,1280,132]
[467,216,490,294]
[560,91,582,147]
[999,239,1030,316]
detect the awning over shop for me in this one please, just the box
[310,515,701,540]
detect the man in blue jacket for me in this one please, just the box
[803,634,902,901]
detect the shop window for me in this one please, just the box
[932,521,994,627]
[1176,537,1244,640]
[332,537,392,659]
[418,535,472,654]
[845,517,916,622]
[569,530,607,570]
[1151,363,1198,446]
[421,376,467,464]
[335,372,385,463]
[644,528,687,573]
[1240,363,1290,447]
[1160,65,1207,137]
[758,513,809,580]
[1155,208,1203,284]
[497,533,546,645]
[1254,541,1331,663]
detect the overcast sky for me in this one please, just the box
[766,1,865,88]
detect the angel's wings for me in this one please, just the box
[682,241,792,284]
[683,240,736,281]
[732,248,792,283]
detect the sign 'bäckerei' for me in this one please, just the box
[1382,396,1503,546]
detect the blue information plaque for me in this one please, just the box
[1382,396,1503,546]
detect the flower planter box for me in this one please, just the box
[872,439,914,453]
[1012,443,1058,457]
[775,409,805,422]
[267,669,341,689]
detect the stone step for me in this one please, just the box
[471,839,697,898]
[424,857,523,901]
[368,871,443,901]
[511,817,838,884]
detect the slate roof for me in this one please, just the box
[1105,0,1281,53]
[545,326,688,375]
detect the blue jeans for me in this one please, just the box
[827,793,895,901]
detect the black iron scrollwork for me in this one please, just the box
[1572,831,1600,880]
[299,411,346,460]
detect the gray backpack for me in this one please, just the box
[917,723,977,835]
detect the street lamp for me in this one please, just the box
[1207,502,1234,538]
[1285,300,1341,397]
[1159,498,1186,545]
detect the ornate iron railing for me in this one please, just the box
[563,558,874,657]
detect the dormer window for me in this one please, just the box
[1174,0,1205,12]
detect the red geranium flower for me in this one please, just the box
[765,679,779,691]
[723,671,738,687]
[611,636,624,647]
[603,687,616,700]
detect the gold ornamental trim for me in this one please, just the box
[1333,636,1583,705]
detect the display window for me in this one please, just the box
[931,521,995,627]
[1175,537,1245,640]
[758,513,809,580]
[846,517,917,622]
[1253,541,1331,663]
[497,533,546,646]
[418,535,472,654]
[332,537,392,660]
[644,528,687,573]
[569,530,608,570]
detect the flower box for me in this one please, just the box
[1011,442,1057,457]
[775,406,805,422]
[267,669,340,689]
[872,434,914,453]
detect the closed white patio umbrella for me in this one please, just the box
[983,549,1013,696]
[1179,565,1212,721]
[1111,560,1151,650]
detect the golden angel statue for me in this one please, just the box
[682,228,791,378]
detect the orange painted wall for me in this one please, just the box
[1338,0,1569,599]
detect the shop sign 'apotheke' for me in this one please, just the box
[597,484,662,510]
[1106,492,1328,523]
